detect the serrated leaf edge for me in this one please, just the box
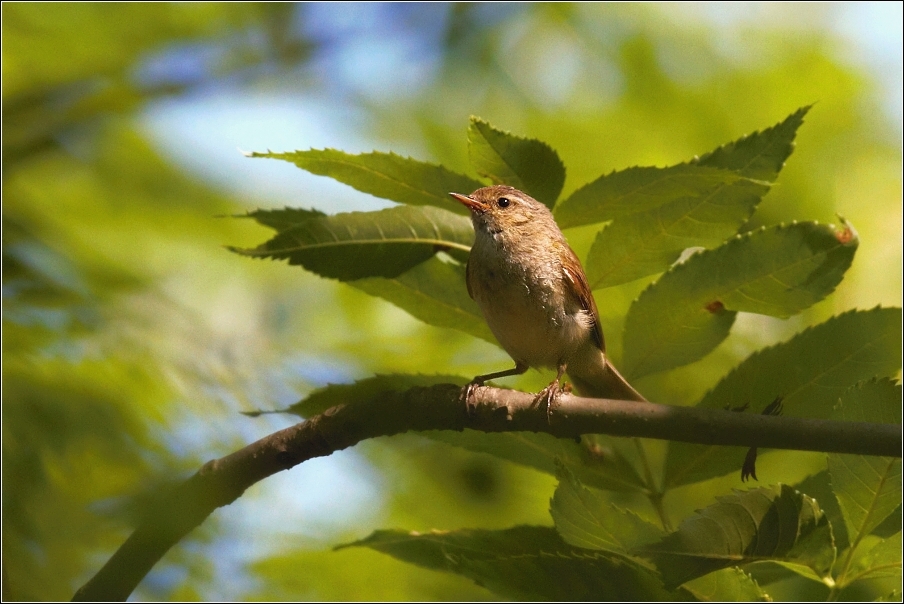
[624,221,860,376]
[250,148,483,205]
[694,105,812,176]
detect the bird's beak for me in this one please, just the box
[449,192,487,214]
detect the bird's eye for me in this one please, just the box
[497,197,510,208]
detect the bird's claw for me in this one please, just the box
[534,380,564,424]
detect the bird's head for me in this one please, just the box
[449,185,552,238]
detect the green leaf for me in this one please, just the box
[623,221,859,379]
[551,463,662,552]
[584,177,768,289]
[249,148,485,214]
[569,108,810,287]
[832,378,902,426]
[795,470,852,551]
[665,308,903,488]
[344,525,671,601]
[425,431,649,493]
[682,567,771,602]
[872,505,902,538]
[641,484,836,589]
[248,544,490,601]
[845,532,902,583]
[286,374,467,418]
[467,117,565,208]
[877,588,904,602]
[743,560,809,587]
[237,206,326,232]
[696,106,810,181]
[698,311,901,417]
[555,164,756,228]
[229,205,474,281]
[762,562,828,585]
[828,379,902,547]
[351,256,494,343]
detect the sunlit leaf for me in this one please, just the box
[623,221,859,379]
[238,206,325,232]
[794,470,851,551]
[845,532,903,583]
[229,205,473,280]
[742,560,807,588]
[555,164,754,228]
[285,374,467,418]
[570,107,810,288]
[249,149,484,214]
[550,463,662,552]
[467,117,565,208]
[246,543,490,601]
[828,379,902,546]
[345,525,671,601]
[665,308,903,488]
[695,106,810,181]
[682,567,771,602]
[641,484,835,589]
[351,256,494,343]
[425,431,649,493]
[584,178,768,289]
[871,505,902,539]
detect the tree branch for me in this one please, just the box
[73,384,901,601]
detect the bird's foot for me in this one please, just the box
[533,379,564,424]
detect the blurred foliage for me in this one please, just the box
[2,3,900,602]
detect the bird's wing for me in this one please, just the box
[561,244,605,353]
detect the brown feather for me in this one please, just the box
[560,244,605,353]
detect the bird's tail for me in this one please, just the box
[569,356,646,402]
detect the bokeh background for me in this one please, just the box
[3,3,901,600]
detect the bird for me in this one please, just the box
[449,185,646,406]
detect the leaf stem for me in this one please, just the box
[633,438,672,531]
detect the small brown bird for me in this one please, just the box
[450,185,646,405]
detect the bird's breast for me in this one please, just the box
[467,239,593,369]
